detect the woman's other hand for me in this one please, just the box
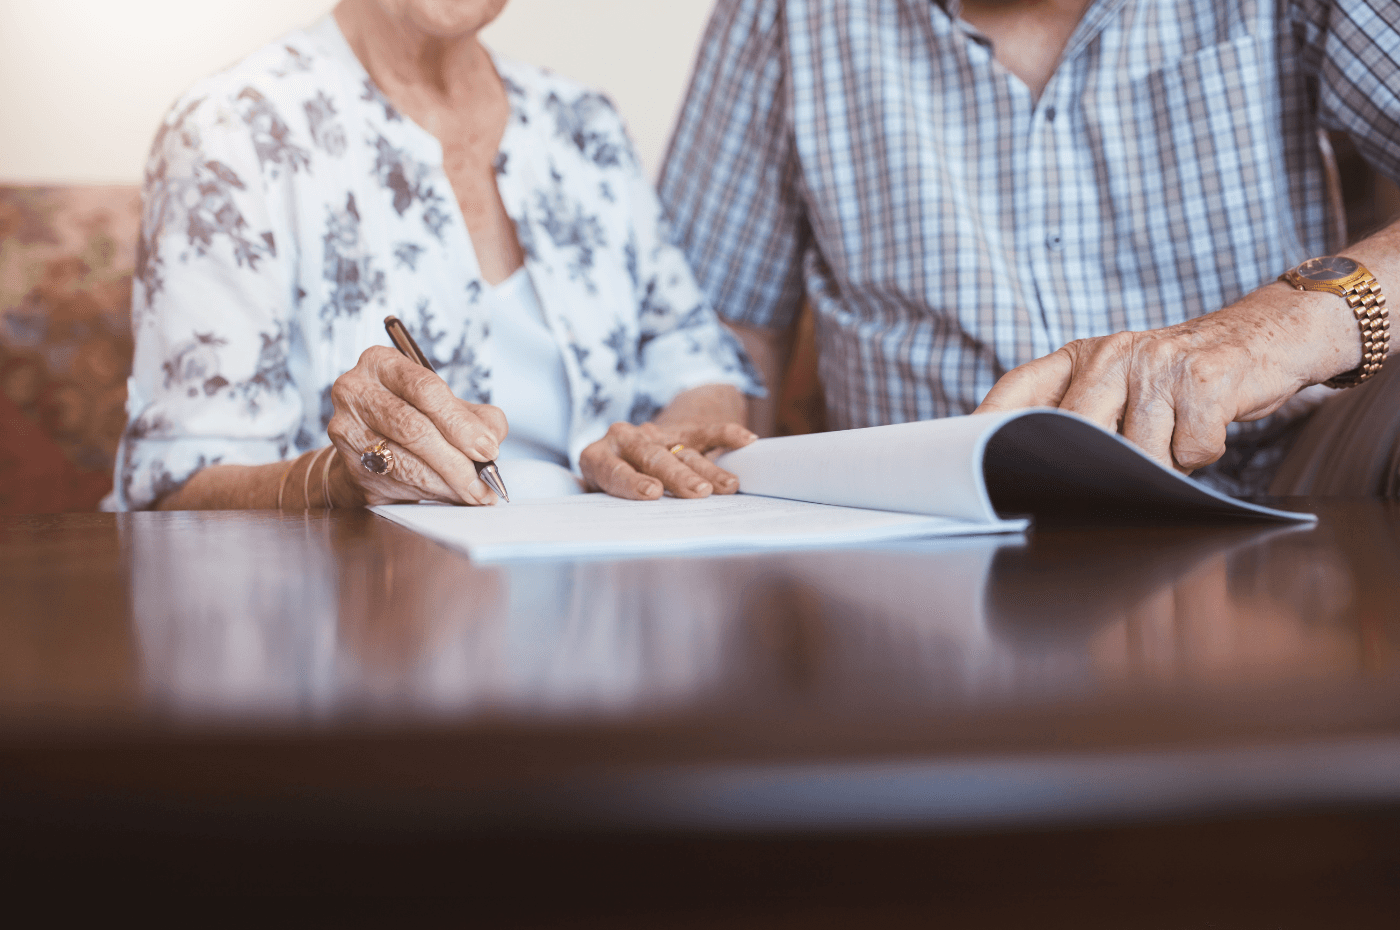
[579,420,759,500]
[326,345,508,506]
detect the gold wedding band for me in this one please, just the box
[668,444,686,456]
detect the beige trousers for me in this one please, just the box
[1268,357,1400,497]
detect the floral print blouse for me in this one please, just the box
[113,15,760,511]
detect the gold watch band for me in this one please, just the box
[1279,260,1391,389]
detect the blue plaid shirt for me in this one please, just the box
[660,0,1400,481]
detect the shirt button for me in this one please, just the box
[1045,105,1057,123]
[1046,233,1064,251]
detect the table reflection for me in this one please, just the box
[124,513,341,716]
[984,524,1361,683]
[120,511,1374,726]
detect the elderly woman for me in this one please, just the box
[114,0,760,511]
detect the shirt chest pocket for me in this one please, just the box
[1109,31,1289,318]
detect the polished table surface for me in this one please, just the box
[5,502,1400,921]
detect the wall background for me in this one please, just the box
[0,0,715,184]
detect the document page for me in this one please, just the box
[372,494,1026,563]
[716,416,1006,521]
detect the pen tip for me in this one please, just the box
[480,463,509,504]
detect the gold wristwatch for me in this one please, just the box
[1279,256,1390,388]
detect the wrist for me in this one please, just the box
[1274,254,1391,388]
[274,456,300,510]
[1258,281,1364,387]
[276,450,318,511]
[326,449,367,509]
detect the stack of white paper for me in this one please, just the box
[372,494,1025,563]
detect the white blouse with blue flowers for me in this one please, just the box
[114,15,760,511]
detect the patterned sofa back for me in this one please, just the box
[0,186,140,513]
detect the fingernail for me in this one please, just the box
[692,481,711,495]
[638,480,659,496]
[477,441,499,460]
[468,479,490,502]
[744,431,758,441]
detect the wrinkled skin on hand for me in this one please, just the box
[975,295,1331,473]
[328,345,509,506]
[579,420,758,500]
[327,347,756,506]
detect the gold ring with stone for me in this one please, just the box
[668,443,686,456]
[360,439,396,476]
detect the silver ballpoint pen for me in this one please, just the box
[383,315,510,503]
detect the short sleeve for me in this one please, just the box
[115,91,302,510]
[657,0,809,332]
[1292,0,1400,183]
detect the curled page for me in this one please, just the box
[716,409,1315,525]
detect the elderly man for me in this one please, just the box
[660,0,1400,496]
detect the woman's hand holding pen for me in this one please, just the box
[325,345,509,507]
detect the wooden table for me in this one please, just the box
[4,502,1400,924]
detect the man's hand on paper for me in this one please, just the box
[327,346,509,506]
[974,283,1362,472]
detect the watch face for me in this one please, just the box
[1297,256,1359,282]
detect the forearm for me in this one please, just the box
[727,320,796,436]
[155,461,284,510]
[154,451,364,511]
[1262,217,1400,386]
[652,383,748,430]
